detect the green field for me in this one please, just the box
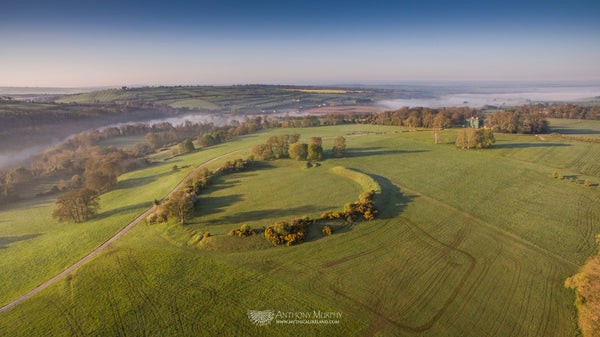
[2,123,599,336]
[97,135,146,149]
[54,85,386,114]
[548,118,600,138]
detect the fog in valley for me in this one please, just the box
[378,82,600,109]
[0,113,244,169]
[0,144,62,171]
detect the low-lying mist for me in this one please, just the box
[0,113,246,170]
[0,143,61,170]
[98,113,243,131]
[380,84,600,109]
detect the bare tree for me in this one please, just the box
[52,188,100,223]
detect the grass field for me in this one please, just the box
[55,85,384,114]
[0,131,279,307]
[1,123,599,336]
[548,118,600,138]
[97,135,146,149]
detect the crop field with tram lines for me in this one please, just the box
[1,122,599,336]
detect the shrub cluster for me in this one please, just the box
[552,171,595,187]
[229,224,260,237]
[215,158,253,175]
[322,226,332,236]
[320,190,378,221]
[455,128,495,149]
[265,217,313,246]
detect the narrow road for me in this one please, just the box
[0,148,247,314]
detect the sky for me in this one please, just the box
[1,0,599,87]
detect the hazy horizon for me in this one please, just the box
[1,0,599,87]
[2,80,600,94]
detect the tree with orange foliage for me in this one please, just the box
[565,234,600,337]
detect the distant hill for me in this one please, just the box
[55,85,390,114]
[0,99,178,161]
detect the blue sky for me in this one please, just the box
[1,0,599,86]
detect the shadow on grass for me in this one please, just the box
[195,194,245,218]
[242,161,277,173]
[551,128,600,135]
[371,174,417,219]
[493,143,571,149]
[345,149,429,158]
[305,221,354,243]
[0,233,42,249]
[204,180,243,193]
[94,201,153,221]
[198,162,278,194]
[116,170,175,190]
[203,204,333,227]
[330,167,415,219]
[158,158,185,164]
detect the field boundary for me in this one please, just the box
[331,166,382,193]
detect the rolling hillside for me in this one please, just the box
[55,85,388,114]
[1,123,598,336]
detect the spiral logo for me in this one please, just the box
[247,310,275,326]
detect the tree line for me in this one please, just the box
[324,107,549,134]
[251,134,346,162]
[484,111,549,134]
[510,104,600,120]
[292,104,599,133]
